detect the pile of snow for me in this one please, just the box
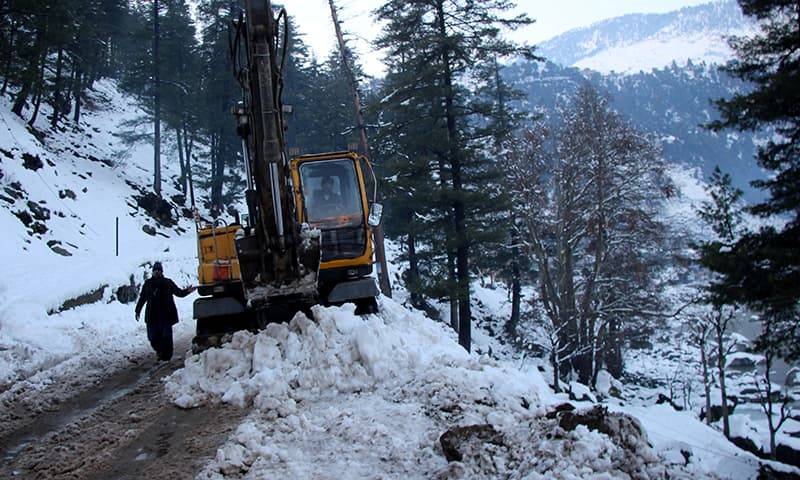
[166,300,708,478]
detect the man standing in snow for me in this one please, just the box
[135,262,195,361]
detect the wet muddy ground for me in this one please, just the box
[0,337,244,479]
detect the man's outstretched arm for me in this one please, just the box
[170,280,195,298]
[135,282,149,320]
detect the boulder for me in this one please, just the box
[439,424,504,463]
[22,152,43,170]
[136,192,176,227]
[776,442,800,468]
[116,275,139,304]
[557,405,651,458]
[27,200,50,221]
[59,189,76,200]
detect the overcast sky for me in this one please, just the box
[291,0,715,77]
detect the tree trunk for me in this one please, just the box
[435,0,471,352]
[605,318,623,377]
[12,26,46,117]
[211,132,225,211]
[152,0,162,197]
[700,338,711,425]
[182,118,196,207]
[508,225,521,336]
[327,0,392,298]
[551,350,561,393]
[1,19,17,95]
[50,47,64,128]
[72,68,83,123]
[28,48,47,127]
[407,224,423,309]
[176,126,187,197]
[716,323,730,438]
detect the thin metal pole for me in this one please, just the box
[115,217,119,256]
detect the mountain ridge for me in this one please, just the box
[537,1,751,74]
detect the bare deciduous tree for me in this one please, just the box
[506,84,665,387]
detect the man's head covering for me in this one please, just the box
[153,261,163,272]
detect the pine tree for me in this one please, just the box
[374,0,533,351]
[706,0,800,360]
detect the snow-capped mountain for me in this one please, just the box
[538,0,752,74]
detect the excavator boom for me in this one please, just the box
[232,0,320,306]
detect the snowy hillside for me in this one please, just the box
[1,77,796,480]
[538,1,752,74]
[0,80,199,387]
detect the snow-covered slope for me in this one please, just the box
[0,80,199,386]
[538,1,751,74]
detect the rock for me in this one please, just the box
[4,182,25,200]
[136,192,176,227]
[59,189,76,200]
[50,245,72,256]
[47,241,72,257]
[30,221,48,235]
[656,393,683,411]
[557,405,651,458]
[27,201,50,221]
[758,463,800,479]
[701,397,738,424]
[49,285,108,314]
[142,224,156,236]
[728,333,751,353]
[726,353,764,369]
[776,442,800,468]
[22,152,43,170]
[116,275,139,304]
[545,402,576,419]
[730,435,764,459]
[14,210,33,227]
[595,369,624,399]
[439,424,504,462]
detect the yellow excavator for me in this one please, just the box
[191,0,384,351]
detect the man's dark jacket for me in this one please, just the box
[135,277,191,325]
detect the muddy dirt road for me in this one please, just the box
[0,337,245,479]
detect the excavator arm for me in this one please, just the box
[231,0,320,306]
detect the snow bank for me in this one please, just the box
[168,300,706,478]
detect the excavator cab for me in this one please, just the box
[291,152,381,310]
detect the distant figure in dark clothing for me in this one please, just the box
[135,262,195,361]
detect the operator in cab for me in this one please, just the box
[135,262,196,361]
[311,175,345,218]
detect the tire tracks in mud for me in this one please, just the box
[0,338,246,479]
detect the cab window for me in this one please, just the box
[299,159,363,225]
